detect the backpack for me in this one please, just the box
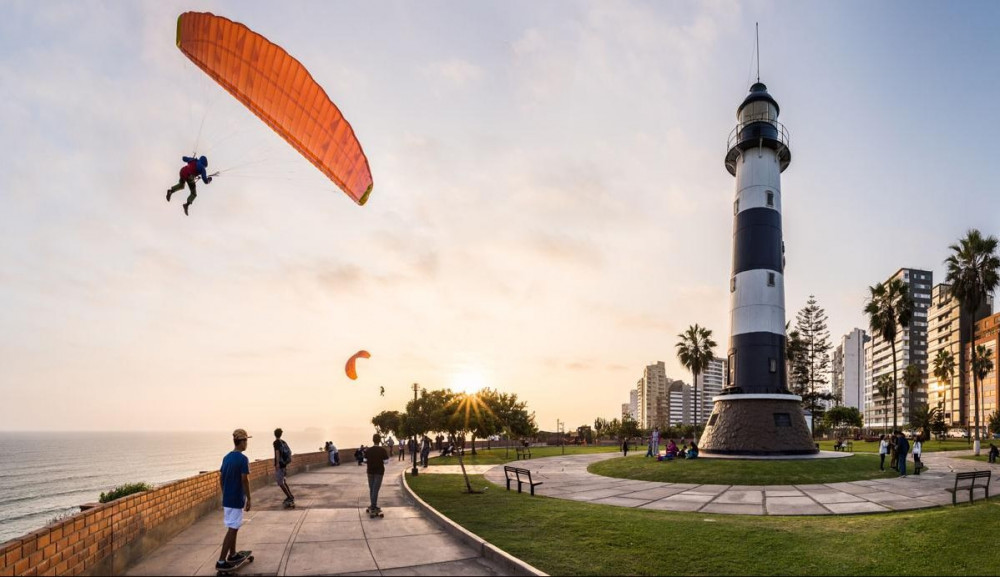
[278,440,293,466]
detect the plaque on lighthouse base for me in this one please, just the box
[699,394,818,456]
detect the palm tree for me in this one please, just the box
[864,278,914,432]
[902,364,923,420]
[675,324,717,435]
[945,229,1000,455]
[972,344,995,444]
[932,349,955,426]
[875,374,894,436]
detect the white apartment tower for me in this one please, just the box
[832,329,868,412]
[695,358,727,426]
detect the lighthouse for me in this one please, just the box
[699,81,818,455]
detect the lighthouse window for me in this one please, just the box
[774,413,792,427]
[769,358,777,373]
[766,191,774,207]
[731,277,736,292]
[734,199,739,215]
[767,272,775,286]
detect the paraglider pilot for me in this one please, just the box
[167,155,212,215]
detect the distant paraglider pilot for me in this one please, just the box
[167,155,212,215]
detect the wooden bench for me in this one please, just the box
[945,470,991,505]
[504,465,543,495]
[515,445,532,460]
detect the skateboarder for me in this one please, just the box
[216,429,252,573]
[364,434,390,517]
[273,428,295,507]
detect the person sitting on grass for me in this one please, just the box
[665,439,679,460]
[686,441,699,459]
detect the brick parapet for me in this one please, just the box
[0,450,331,576]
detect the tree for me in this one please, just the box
[786,322,808,394]
[620,415,641,441]
[823,405,862,436]
[932,349,956,426]
[864,278,914,432]
[793,295,833,418]
[945,228,1000,455]
[972,344,995,446]
[931,409,947,440]
[902,364,924,420]
[593,417,608,442]
[371,410,403,439]
[988,410,1000,438]
[485,390,536,458]
[874,374,894,436]
[909,403,940,442]
[675,324,717,435]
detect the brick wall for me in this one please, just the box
[0,450,331,576]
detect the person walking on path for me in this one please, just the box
[989,443,999,464]
[420,435,431,467]
[216,429,252,573]
[895,431,910,477]
[912,435,923,473]
[364,434,390,515]
[385,436,395,457]
[645,436,653,458]
[878,435,888,471]
[621,437,629,457]
[273,428,295,507]
[398,438,406,461]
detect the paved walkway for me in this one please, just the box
[483,450,995,515]
[126,458,506,576]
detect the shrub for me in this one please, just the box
[99,482,152,503]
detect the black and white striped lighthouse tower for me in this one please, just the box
[699,80,817,455]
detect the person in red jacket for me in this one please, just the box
[167,155,213,215]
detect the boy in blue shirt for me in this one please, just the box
[217,429,252,572]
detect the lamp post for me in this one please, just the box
[411,383,420,476]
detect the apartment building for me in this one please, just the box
[864,268,932,431]
[833,328,868,412]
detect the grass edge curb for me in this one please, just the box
[399,469,548,577]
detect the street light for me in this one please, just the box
[411,383,421,476]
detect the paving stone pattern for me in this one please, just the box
[482,450,995,516]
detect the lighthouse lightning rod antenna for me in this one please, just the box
[756,22,760,83]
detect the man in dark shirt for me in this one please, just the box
[217,429,251,572]
[896,431,910,477]
[364,434,390,515]
[273,428,295,506]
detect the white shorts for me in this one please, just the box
[223,506,244,529]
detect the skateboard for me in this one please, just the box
[283,498,296,509]
[217,551,253,576]
[365,506,383,518]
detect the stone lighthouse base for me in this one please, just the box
[699,394,818,456]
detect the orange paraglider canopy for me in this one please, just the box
[345,350,371,380]
[176,11,373,205]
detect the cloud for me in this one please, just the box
[421,58,484,89]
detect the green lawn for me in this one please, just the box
[816,439,975,453]
[589,453,899,485]
[408,473,1000,576]
[431,445,621,466]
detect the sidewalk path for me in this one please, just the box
[126,458,506,576]
[482,450,994,516]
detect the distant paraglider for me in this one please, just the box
[379,386,385,397]
[175,11,374,205]
[345,350,371,381]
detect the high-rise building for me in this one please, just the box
[864,268,932,431]
[629,389,639,420]
[967,312,1000,437]
[927,283,993,428]
[832,329,868,412]
[695,358,727,425]
[636,361,687,429]
[621,403,630,419]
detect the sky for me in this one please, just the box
[2,1,999,439]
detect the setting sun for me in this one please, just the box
[450,370,489,395]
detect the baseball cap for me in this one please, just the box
[233,429,252,440]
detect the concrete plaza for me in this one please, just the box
[124,458,508,576]
[483,449,993,515]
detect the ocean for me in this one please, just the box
[0,430,349,544]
